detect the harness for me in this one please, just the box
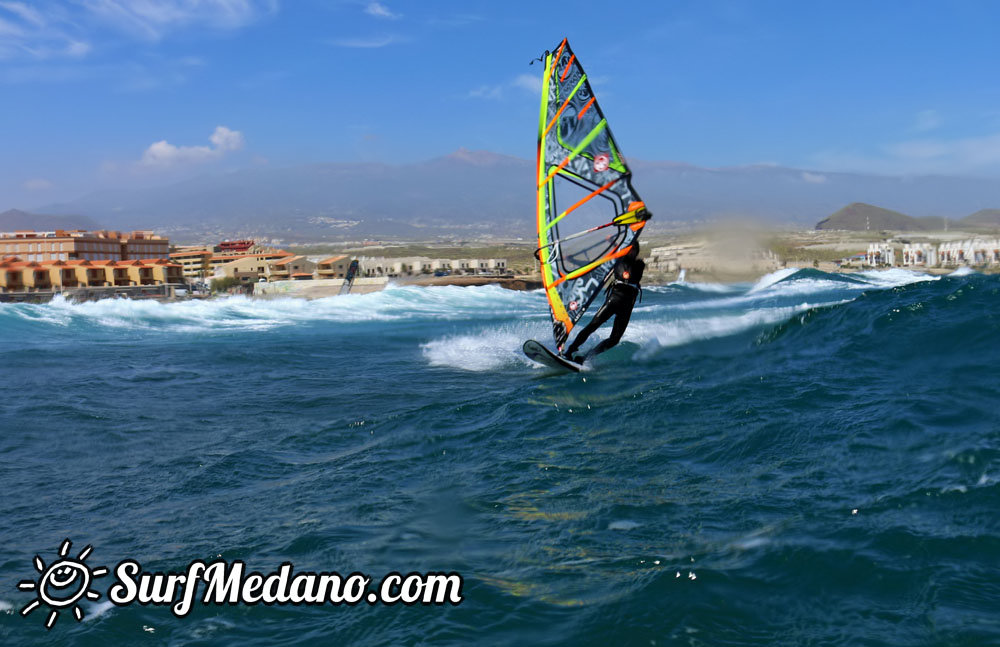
[607,277,642,303]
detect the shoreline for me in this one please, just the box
[0,265,981,304]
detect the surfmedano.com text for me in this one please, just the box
[109,560,464,617]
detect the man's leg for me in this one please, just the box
[589,300,634,357]
[564,301,614,357]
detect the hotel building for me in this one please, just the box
[0,257,183,292]
[0,229,169,262]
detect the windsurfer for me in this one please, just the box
[562,241,645,363]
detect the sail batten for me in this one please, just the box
[535,38,650,349]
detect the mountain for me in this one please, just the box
[961,208,1000,227]
[815,202,944,231]
[0,209,100,232]
[38,150,532,241]
[31,150,1000,241]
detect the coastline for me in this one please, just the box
[0,266,976,305]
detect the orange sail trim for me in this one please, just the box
[542,95,574,141]
[547,178,619,231]
[550,243,637,288]
[548,40,567,82]
[539,156,573,187]
[560,54,576,82]
[577,96,596,120]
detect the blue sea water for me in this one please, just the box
[1,267,999,646]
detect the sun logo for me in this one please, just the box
[17,539,108,630]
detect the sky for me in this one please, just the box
[3,0,1000,209]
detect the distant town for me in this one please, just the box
[0,228,514,302]
[1,203,998,302]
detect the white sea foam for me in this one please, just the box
[747,267,802,294]
[656,280,742,294]
[628,301,845,356]
[665,278,849,312]
[422,322,548,372]
[84,599,115,621]
[424,299,847,371]
[661,268,936,313]
[1,284,544,332]
[855,268,940,286]
[949,266,976,277]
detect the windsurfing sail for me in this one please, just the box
[339,259,359,295]
[535,38,651,350]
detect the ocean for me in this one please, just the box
[1,267,998,646]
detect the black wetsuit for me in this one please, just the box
[564,256,644,360]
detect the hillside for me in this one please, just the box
[815,203,940,231]
[0,209,100,232]
[961,209,1000,227]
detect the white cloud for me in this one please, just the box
[801,172,827,184]
[813,131,1000,176]
[913,109,942,132]
[79,0,277,41]
[0,0,274,61]
[468,73,543,101]
[889,133,1000,168]
[365,2,400,19]
[512,73,541,94]
[330,34,395,48]
[0,2,43,27]
[23,178,52,190]
[467,84,503,100]
[65,40,91,57]
[0,15,24,37]
[208,125,244,151]
[0,3,92,60]
[140,126,245,167]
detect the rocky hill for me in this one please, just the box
[815,203,945,231]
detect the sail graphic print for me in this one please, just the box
[535,38,650,349]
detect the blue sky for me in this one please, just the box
[3,0,1000,209]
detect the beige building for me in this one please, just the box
[209,251,293,278]
[316,255,355,279]
[267,255,316,280]
[0,229,169,262]
[169,249,213,280]
[356,256,508,278]
[0,257,182,292]
[212,252,307,283]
